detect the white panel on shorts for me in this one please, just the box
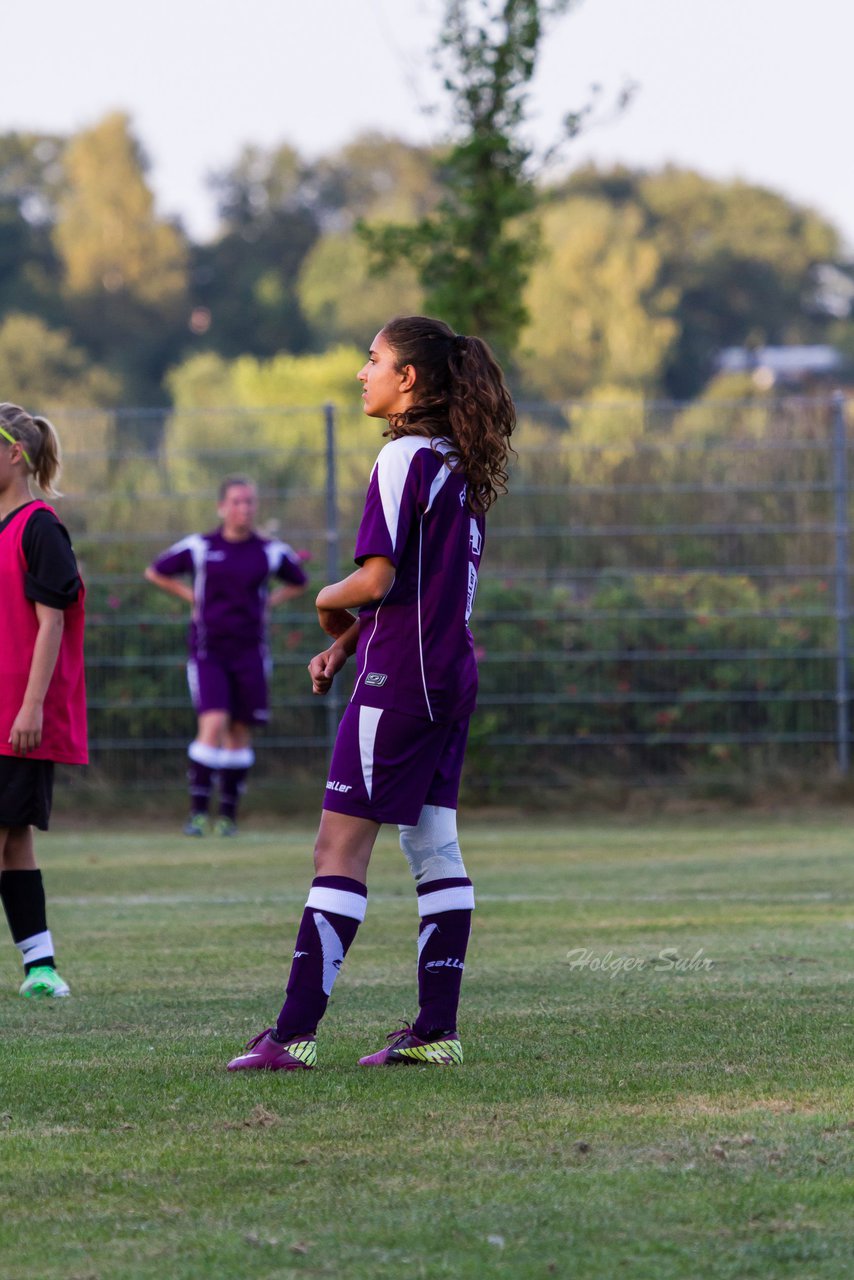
[187,661,201,712]
[358,705,383,799]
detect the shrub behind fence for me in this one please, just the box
[51,393,853,802]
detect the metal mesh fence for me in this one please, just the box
[47,393,853,801]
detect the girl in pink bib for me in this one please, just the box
[0,403,86,999]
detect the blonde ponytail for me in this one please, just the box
[32,415,63,497]
[0,402,63,497]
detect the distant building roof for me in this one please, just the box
[716,344,844,382]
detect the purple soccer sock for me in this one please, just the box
[412,877,474,1040]
[218,768,248,822]
[275,876,368,1041]
[188,761,214,815]
[187,741,220,817]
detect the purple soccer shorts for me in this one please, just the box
[187,648,270,726]
[322,704,470,825]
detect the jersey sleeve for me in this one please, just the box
[267,540,309,586]
[354,440,426,567]
[22,510,82,609]
[149,536,197,578]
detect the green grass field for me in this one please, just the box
[0,814,851,1280]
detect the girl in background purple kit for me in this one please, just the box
[228,315,515,1071]
[145,477,308,836]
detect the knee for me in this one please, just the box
[2,826,36,870]
[312,829,372,882]
[399,806,467,885]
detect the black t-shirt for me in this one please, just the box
[0,502,81,609]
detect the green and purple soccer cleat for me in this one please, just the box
[227,1029,316,1071]
[358,1026,463,1066]
[183,814,208,837]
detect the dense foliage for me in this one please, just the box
[1,0,849,408]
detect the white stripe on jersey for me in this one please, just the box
[423,440,454,512]
[375,436,450,554]
[156,534,208,638]
[163,533,212,647]
[351,579,395,702]
[264,539,300,575]
[415,519,433,721]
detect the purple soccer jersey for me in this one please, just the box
[351,437,485,723]
[150,530,307,658]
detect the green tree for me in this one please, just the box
[53,112,189,402]
[311,133,441,229]
[298,232,423,348]
[194,143,319,358]
[538,164,845,399]
[297,134,439,348]
[360,0,579,360]
[162,345,371,515]
[519,194,678,398]
[0,312,120,407]
[0,132,66,324]
[639,168,840,397]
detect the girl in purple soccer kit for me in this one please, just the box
[228,315,514,1071]
[0,403,87,999]
[145,477,308,836]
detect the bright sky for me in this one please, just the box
[2,0,852,250]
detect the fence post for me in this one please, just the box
[831,391,850,773]
[323,402,341,758]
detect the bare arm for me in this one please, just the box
[144,566,194,607]
[8,603,65,755]
[308,620,361,696]
[268,581,308,609]
[315,556,395,639]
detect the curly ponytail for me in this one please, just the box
[0,402,63,496]
[381,316,515,513]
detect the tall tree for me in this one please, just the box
[0,312,119,408]
[53,112,189,402]
[297,134,437,347]
[523,164,845,401]
[0,132,66,324]
[519,194,678,399]
[194,143,319,357]
[359,0,581,360]
[639,168,842,397]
